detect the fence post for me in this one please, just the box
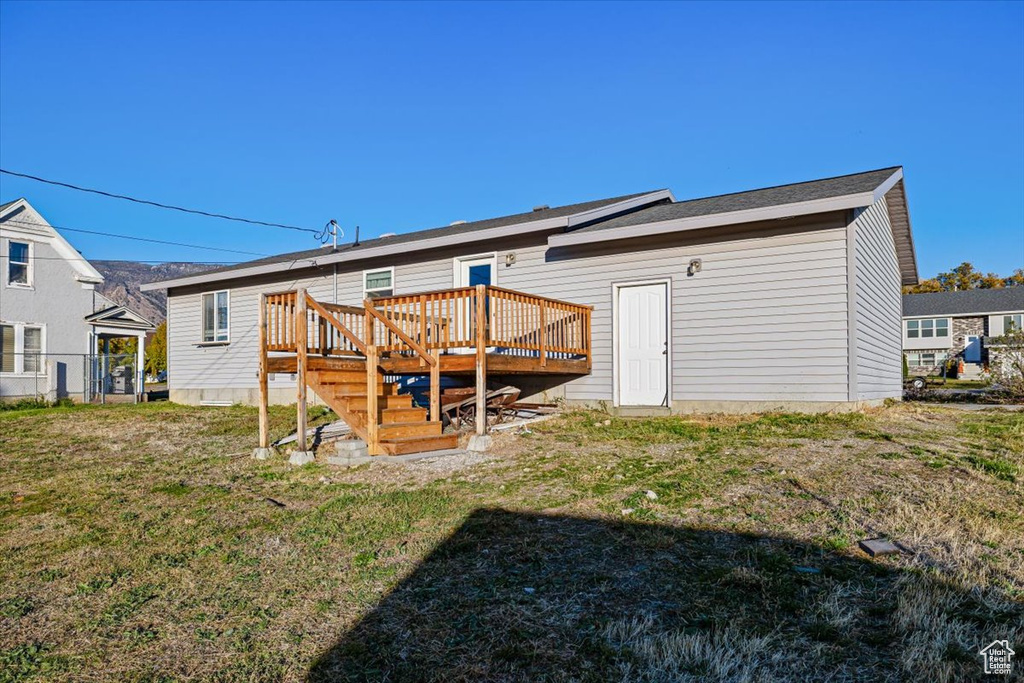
[366,344,379,454]
[258,294,270,449]
[539,300,547,368]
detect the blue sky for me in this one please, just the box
[1,1,1022,277]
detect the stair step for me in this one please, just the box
[313,370,375,383]
[379,432,459,455]
[381,407,429,424]
[378,421,442,439]
[346,394,413,411]
[320,382,396,397]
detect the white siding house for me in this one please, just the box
[145,167,918,413]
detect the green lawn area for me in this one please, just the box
[1,402,1022,682]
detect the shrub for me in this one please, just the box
[990,326,1024,398]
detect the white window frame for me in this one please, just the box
[906,317,949,339]
[0,321,46,375]
[200,290,230,344]
[362,267,395,300]
[906,351,939,368]
[5,239,33,289]
[1004,313,1023,333]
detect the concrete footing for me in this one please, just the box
[467,434,492,452]
[288,450,315,465]
[252,447,274,460]
[327,439,371,467]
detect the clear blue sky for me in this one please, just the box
[1,1,1022,277]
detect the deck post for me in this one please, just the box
[295,288,308,454]
[475,284,487,436]
[257,294,270,450]
[539,300,547,367]
[429,348,440,423]
[366,344,379,454]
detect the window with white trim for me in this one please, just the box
[202,291,230,342]
[1004,314,1023,333]
[906,352,939,367]
[364,268,394,299]
[906,318,949,339]
[0,322,45,374]
[7,241,30,286]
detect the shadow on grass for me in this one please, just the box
[307,508,1010,682]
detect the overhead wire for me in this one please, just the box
[0,168,321,235]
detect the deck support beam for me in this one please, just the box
[429,349,440,423]
[295,288,308,454]
[257,293,270,450]
[475,284,487,436]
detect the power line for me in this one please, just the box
[1,168,320,234]
[9,255,244,264]
[0,217,268,256]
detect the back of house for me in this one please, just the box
[143,166,917,414]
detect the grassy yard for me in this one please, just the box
[1,402,1022,682]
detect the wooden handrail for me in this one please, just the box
[364,302,438,367]
[305,294,366,354]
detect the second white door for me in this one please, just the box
[617,282,668,406]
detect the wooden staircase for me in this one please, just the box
[304,360,456,455]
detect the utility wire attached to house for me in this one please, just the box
[0,217,269,257]
[0,168,320,234]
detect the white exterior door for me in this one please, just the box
[454,255,496,352]
[617,282,668,406]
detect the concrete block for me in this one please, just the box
[327,449,373,467]
[252,447,274,461]
[858,538,902,557]
[336,439,368,453]
[288,450,315,466]
[467,434,492,452]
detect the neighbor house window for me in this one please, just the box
[0,324,13,373]
[364,268,394,299]
[906,318,948,339]
[906,352,938,367]
[202,290,230,342]
[1005,314,1023,333]
[0,323,44,374]
[7,241,30,286]
[23,327,42,373]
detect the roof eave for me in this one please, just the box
[141,190,673,291]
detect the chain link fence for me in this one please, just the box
[0,352,145,403]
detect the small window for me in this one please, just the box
[8,241,30,286]
[202,290,230,342]
[1005,314,1023,333]
[906,352,937,368]
[364,268,394,299]
[935,319,949,337]
[906,320,919,338]
[920,319,934,338]
[0,324,13,373]
[23,327,42,373]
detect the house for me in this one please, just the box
[902,288,1024,378]
[142,167,917,454]
[0,198,156,401]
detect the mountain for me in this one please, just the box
[92,261,216,324]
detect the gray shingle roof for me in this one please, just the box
[570,167,901,233]
[903,287,1024,317]
[188,190,661,279]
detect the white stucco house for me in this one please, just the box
[0,198,156,401]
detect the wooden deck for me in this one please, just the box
[258,285,591,455]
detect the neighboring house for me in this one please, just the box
[902,287,1024,378]
[143,166,917,419]
[0,198,156,401]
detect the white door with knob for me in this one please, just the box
[617,282,668,406]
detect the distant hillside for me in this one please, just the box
[92,261,216,324]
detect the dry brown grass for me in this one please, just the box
[1,401,1021,682]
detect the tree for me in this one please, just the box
[145,322,167,376]
[904,262,1022,294]
[991,324,1024,399]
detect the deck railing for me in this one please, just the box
[263,285,592,366]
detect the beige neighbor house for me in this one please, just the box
[902,288,1024,379]
[142,167,918,454]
